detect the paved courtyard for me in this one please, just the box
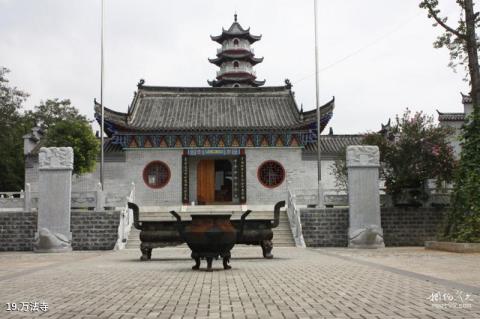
[0,247,479,319]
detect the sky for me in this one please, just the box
[0,0,469,134]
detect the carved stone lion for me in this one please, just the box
[33,228,72,253]
[349,225,385,249]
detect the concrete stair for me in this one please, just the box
[272,210,296,247]
[124,209,296,249]
[125,228,141,249]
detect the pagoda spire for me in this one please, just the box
[208,15,265,88]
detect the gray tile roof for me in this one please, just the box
[104,138,123,153]
[304,135,364,156]
[210,20,261,44]
[96,86,334,134]
[208,54,263,66]
[437,112,465,122]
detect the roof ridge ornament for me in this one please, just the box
[284,79,292,89]
[234,12,237,22]
[137,79,145,88]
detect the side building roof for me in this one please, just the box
[303,134,364,159]
[95,85,334,136]
[437,110,465,122]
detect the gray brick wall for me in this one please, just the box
[300,208,349,247]
[0,211,37,251]
[381,207,445,246]
[71,210,120,250]
[300,207,446,247]
[0,210,121,251]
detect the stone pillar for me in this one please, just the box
[24,183,31,212]
[95,182,105,212]
[34,147,73,253]
[346,145,384,248]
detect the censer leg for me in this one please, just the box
[206,257,213,272]
[261,240,274,259]
[140,244,152,261]
[192,257,201,270]
[222,256,231,270]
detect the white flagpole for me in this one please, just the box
[314,0,325,208]
[100,0,105,191]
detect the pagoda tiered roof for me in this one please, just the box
[210,18,261,44]
[207,78,266,88]
[209,54,264,66]
[95,85,334,137]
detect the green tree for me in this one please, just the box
[420,0,480,241]
[45,120,99,175]
[331,110,455,202]
[445,112,480,242]
[0,67,30,191]
[420,0,480,96]
[377,110,455,199]
[26,98,87,129]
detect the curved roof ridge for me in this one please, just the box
[95,84,335,135]
[94,100,127,117]
[138,85,285,93]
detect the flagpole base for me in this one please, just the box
[317,181,325,209]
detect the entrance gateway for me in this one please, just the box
[184,149,246,205]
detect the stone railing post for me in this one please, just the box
[346,146,385,248]
[130,182,135,202]
[95,182,105,212]
[34,147,73,253]
[24,183,31,212]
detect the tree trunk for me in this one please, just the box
[464,0,480,114]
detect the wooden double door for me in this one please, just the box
[197,160,215,204]
[196,159,233,205]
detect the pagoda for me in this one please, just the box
[85,15,336,208]
[208,14,265,88]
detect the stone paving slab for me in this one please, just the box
[0,247,478,318]
[320,247,480,287]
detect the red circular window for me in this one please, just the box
[257,160,285,188]
[143,161,171,189]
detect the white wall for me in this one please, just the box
[26,147,344,206]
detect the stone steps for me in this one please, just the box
[125,228,141,249]
[138,210,280,221]
[273,211,295,247]
[125,211,296,249]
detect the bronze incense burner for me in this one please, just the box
[170,212,249,271]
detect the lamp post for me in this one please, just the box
[100,0,105,190]
[314,0,325,208]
